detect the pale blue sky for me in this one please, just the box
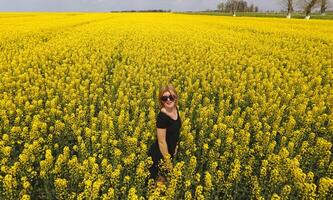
[0,0,281,12]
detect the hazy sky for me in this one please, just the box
[0,0,281,12]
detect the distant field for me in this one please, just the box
[176,11,333,20]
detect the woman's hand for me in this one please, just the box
[163,153,173,172]
[173,145,178,157]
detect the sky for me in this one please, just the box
[0,0,282,12]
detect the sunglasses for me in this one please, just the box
[161,94,177,102]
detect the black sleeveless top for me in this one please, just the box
[148,107,182,160]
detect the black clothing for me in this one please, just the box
[147,107,182,181]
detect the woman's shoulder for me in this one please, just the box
[157,108,167,118]
[157,111,167,123]
[160,107,167,114]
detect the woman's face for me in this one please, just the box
[162,91,177,109]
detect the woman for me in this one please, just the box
[147,85,182,187]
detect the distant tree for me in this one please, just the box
[237,0,248,12]
[320,0,327,14]
[249,4,254,12]
[320,0,333,15]
[220,0,257,14]
[254,6,259,12]
[229,0,239,16]
[279,0,295,18]
[300,0,319,19]
[217,2,225,12]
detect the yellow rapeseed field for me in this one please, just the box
[0,12,332,199]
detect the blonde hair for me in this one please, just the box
[158,85,178,109]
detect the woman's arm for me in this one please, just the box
[156,128,170,159]
[157,128,173,171]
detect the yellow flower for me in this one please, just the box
[184,191,192,200]
[4,174,17,190]
[23,181,31,190]
[203,143,209,151]
[2,134,9,141]
[128,187,139,200]
[55,178,68,189]
[3,146,11,157]
[195,185,204,200]
[92,179,104,199]
[21,194,31,200]
[136,161,145,178]
[204,171,212,191]
[124,175,131,184]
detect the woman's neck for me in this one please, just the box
[164,106,176,113]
